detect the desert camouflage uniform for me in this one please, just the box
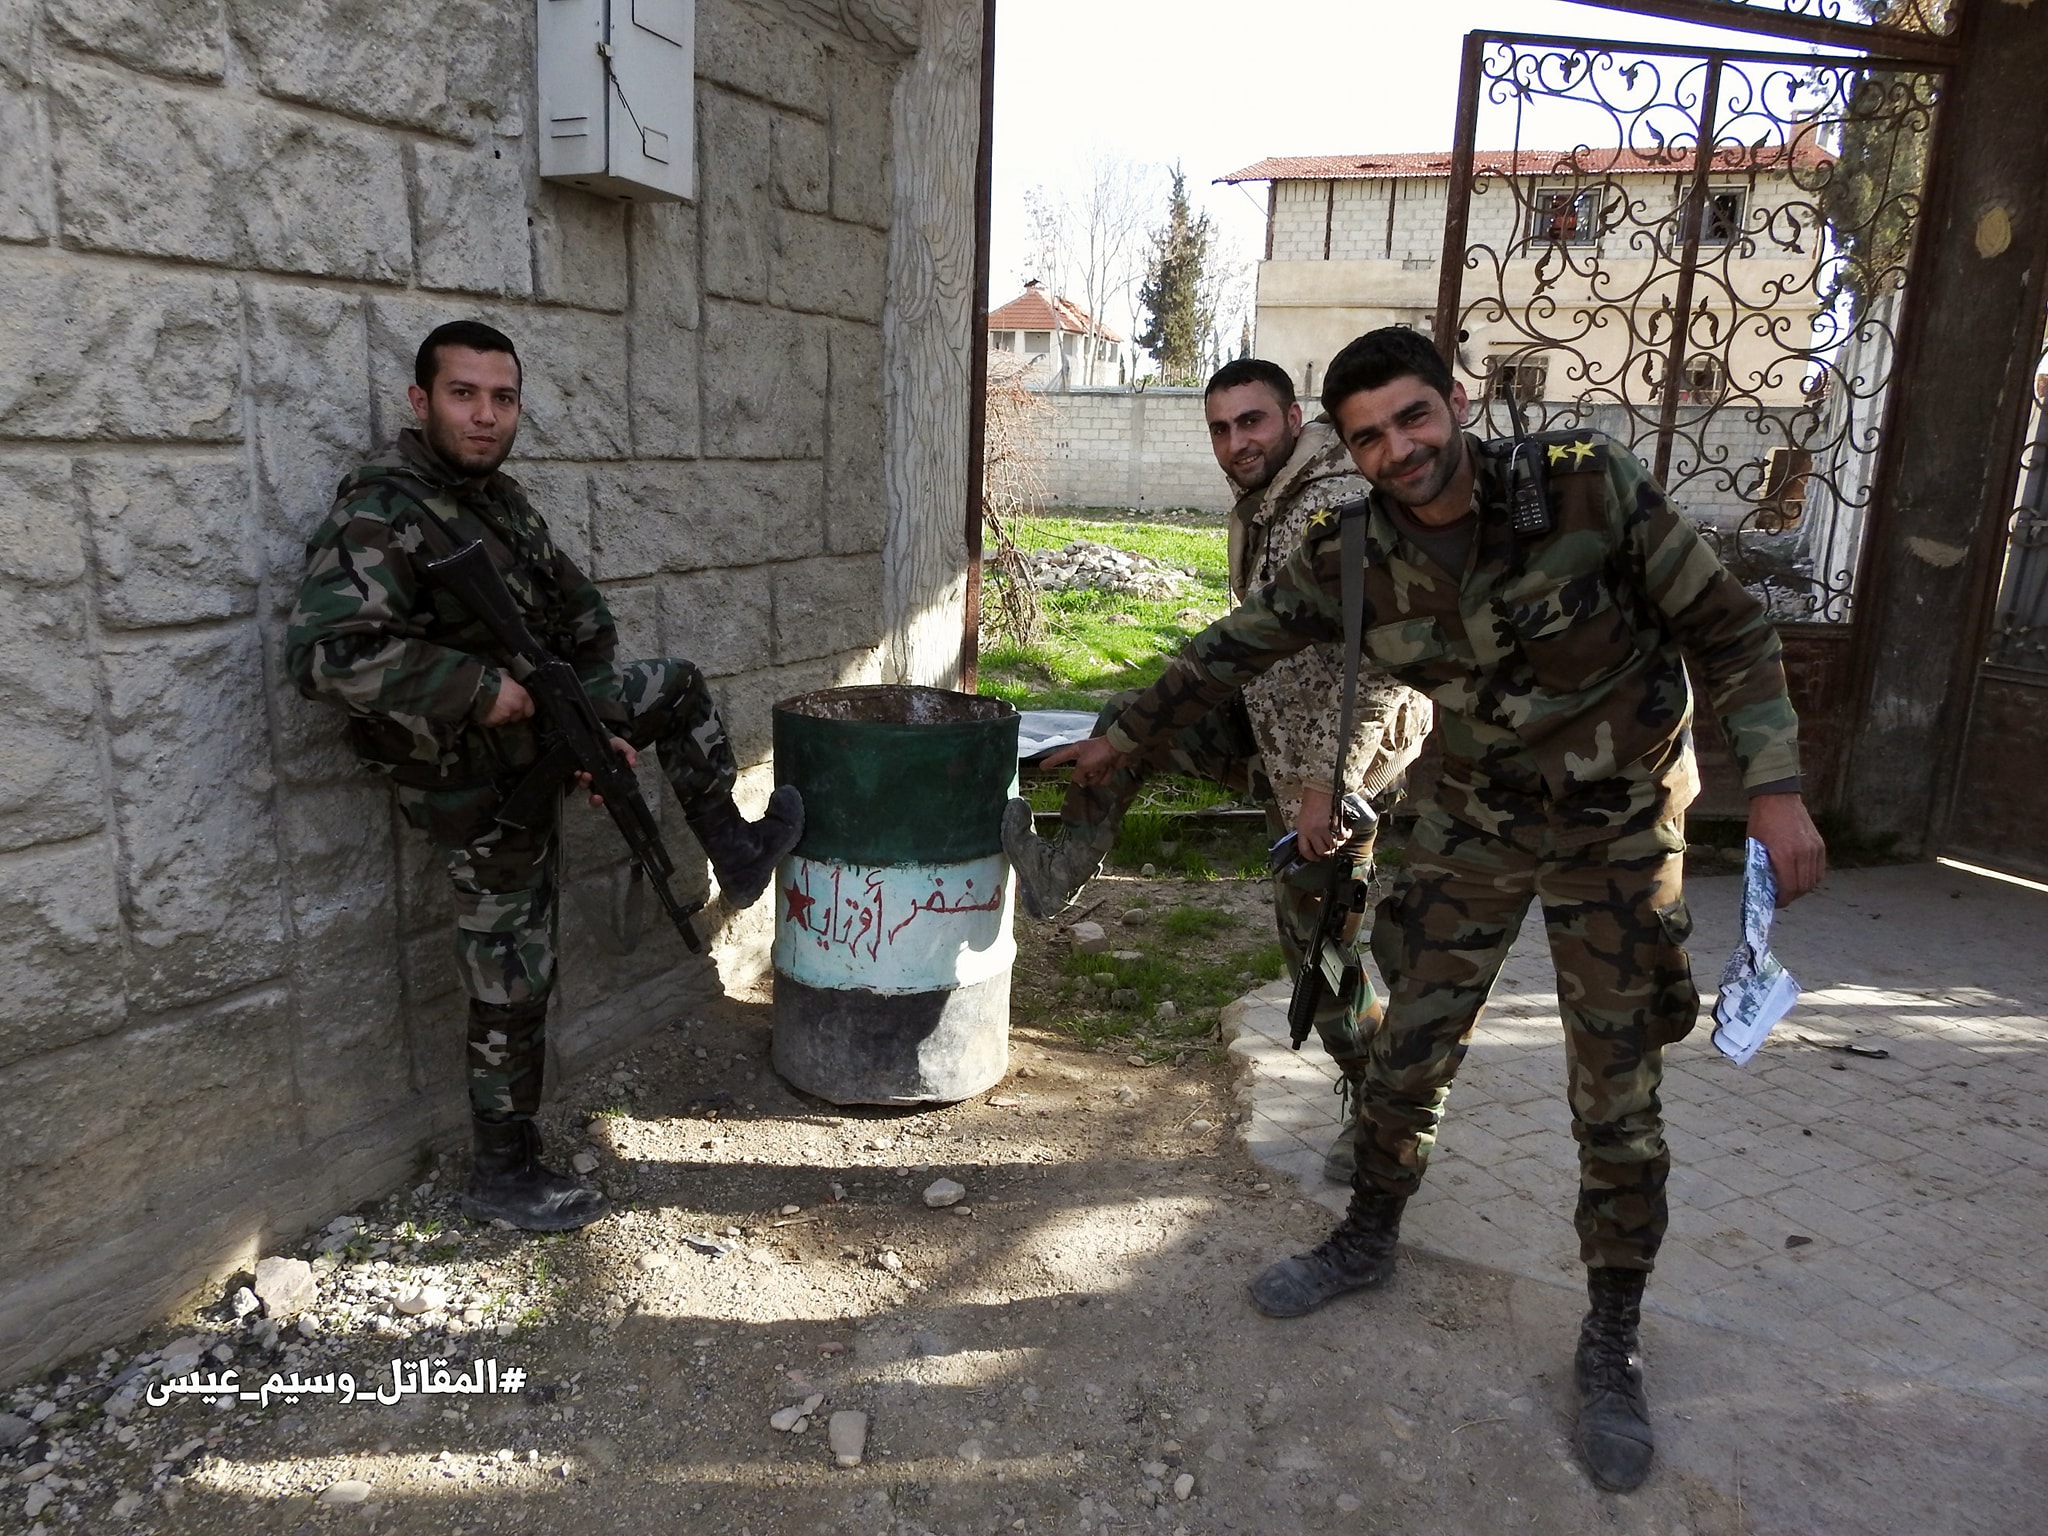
[285,429,737,1122]
[1230,419,1432,831]
[1104,432,1801,1271]
[1054,421,1429,1066]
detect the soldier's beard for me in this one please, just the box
[421,414,516,479]
[1376,437,1463,508]
[1230,430,1299,494]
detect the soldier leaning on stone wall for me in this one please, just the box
[285,321,804,1233]
[1005,358,1432,1180]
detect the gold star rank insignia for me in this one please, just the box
[1547,441,1571,467]
[1307,507,1337,536]
[1567,437,1597,467]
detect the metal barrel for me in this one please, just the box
[769,685,1019,1105]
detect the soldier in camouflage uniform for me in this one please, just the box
[286,321,803,1234]
[1045,328,1826,1492]
[1004,360,1430,1178]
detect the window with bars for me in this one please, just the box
[1527,187,1599,246]
[1675,356,1726,406]
[1684,188,1747,246]
[1485,355,1549,405]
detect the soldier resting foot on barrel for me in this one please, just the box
[286,321,803,1233]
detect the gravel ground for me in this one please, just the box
[2,865,1765,1536]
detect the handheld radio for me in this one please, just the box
[1501,386,1554,538]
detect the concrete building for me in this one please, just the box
[0,0,986,1383]
[987,280,1122,389]
[1222,147,1831,407]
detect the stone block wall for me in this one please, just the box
[0,0,974,1384]
[1034,388,1232,515]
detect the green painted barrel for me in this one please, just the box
[770,685,1020,1105]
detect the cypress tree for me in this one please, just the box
[1135,166,1215,385]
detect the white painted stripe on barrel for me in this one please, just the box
[772,852,1015,994]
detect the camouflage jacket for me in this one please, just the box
[1109,431,1800,846]
[284,429,624,787]
[1226,418,1431,817]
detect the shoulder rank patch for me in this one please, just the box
[1307,496,1371,540]
[1539,435,1607,474]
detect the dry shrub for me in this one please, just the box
[982,355,1048,645]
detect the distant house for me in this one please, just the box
[988,280,1122,388]
[1220,146,1832,408]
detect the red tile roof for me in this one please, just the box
[1219,144,1833,183]
[987,282,1122,343]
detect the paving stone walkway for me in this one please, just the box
[1224,859,2048,1413]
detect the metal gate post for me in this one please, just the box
[1839,1,2048,853]
[1430,31,1486,363]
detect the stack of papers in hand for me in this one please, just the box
[1016,710,1101,763]
[1710,838,1802,1066]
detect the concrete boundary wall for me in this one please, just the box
[1036,388,1232,513]
[0,0,975,1384]
[1034,387,1795,526]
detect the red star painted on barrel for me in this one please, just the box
[784,881,816,927]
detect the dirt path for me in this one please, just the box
[3,856,1975,1536]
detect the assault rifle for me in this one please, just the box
[1272,791,1377,1049]
[400,486,703,954]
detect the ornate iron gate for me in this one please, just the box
[1431,31,1945,627]
[1429,26,1948,812]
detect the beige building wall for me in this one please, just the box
[1256,169,1823,408]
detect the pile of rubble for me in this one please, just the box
[1024,541,1193,600]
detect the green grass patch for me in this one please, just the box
[1053,936,1287,1054]
[1162,905,1233,938]
[979,513,1231,711]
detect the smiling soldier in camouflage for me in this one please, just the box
[1004,360,1430,1180]
[286,321,803,1235]
[1041,327,1826,1492]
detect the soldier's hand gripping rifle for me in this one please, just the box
[1272,792,1378,1049]
[403,492,703,954]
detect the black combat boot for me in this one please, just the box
[1000,798,1113,919]
[687,786,804,908]
[1573,1266,1655,1491]
[461,1119,611,1232]
[1247,1186,1405,1317]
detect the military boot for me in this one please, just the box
[461,1119,610,1232]
[1321,1069,1367,1183]
[687,787,804,909]
[1573,1267,1655,1491]
[1001,798,1112,919]
[1247,1186,1405,1317]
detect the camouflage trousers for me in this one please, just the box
[1057,691,1381,1066]
[1359,807,1698,1271]
[395,658,737,1123]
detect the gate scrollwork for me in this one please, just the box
[1436,32,1945,623]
